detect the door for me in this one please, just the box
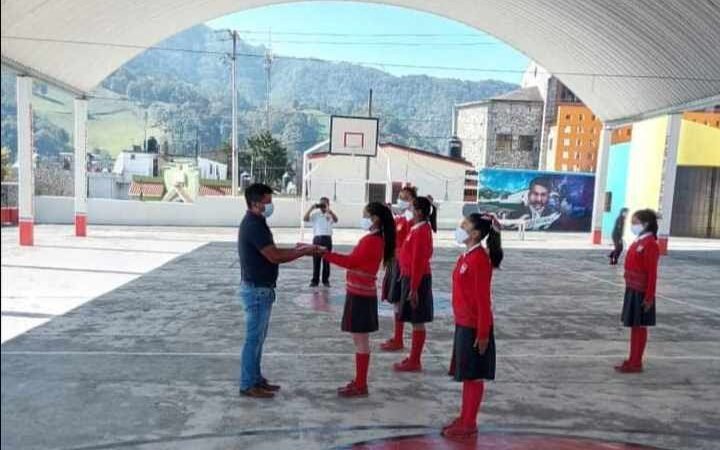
[671,167,720,238]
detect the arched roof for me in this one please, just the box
[2,0,719,123]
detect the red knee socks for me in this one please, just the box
[393,314,404,344]
[355,353,370,388]
[460,381,484,428]
[410,329,426,365]
[630,327,648,367]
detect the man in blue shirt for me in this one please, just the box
[238,183,321,398]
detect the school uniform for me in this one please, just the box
[450,244,496,381]
[324,232,384,333]
[398,221,434,324]
[622,233,659,327]
[381,216,411,303]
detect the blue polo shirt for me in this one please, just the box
[238,211,279,287]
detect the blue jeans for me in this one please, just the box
[239,284,275,390]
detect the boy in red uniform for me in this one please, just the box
[381,185,417,351]
[615,209,660,373]
[443,213,503,439]
[324,202,396,397]
[393,196,437,372]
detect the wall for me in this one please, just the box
[486,100,544,169]
[552,104,602,173]
[677,119,720,166]
[34,196,468,230]
[456,104,489,168]
[601,142,631,237]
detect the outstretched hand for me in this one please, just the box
[473,337,489,354]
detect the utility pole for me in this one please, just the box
[230,30,239,196]
[365,88,373,202]
[264,30,274,133]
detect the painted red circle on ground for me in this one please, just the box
[350,433,661,450]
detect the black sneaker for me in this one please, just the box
[322,282,331,288]
[309,282,319,287]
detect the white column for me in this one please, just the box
[16,76,34,246]
[590,125,612,244]
[74,97,88,236]
[657,113,682,255]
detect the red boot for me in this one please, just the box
[337,381,368,398]
[380,338,404,351]
[393,357,422,372]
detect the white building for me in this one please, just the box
[197,157,227,180]
[304,142,473,204]
[112,152,157,179]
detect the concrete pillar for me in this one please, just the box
[74,97,88,237]
[591,125,612,244]
[16,76,34,246]
[657,113,682,255]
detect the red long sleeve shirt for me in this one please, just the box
[394,216,411,253]
[452,244,494,340]
[398,221,433,292]
[324,233,384,297]
[624,233,660,303]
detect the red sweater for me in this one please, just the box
[324,233,384,297]
[398,221,433,292]
[624,233,660,303]
[452,245,493,340]
[394,216,411,253]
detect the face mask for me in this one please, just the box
[454,227,469,245]
[262,203,274,219]
[631,224,644,236]
[360,217,373,231]
[397,199,409,210]
[404,209,414,221]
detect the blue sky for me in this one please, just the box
[207,1,529,84]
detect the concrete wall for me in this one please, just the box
[456,105,489,168]
[34,196,468,230]
[601,142,631,237]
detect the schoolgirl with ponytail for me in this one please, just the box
[442,213,503,439]
[393,196,436,372]
[323,202,396,397]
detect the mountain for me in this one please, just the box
[1,24,517,160]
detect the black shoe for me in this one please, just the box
[309,282,319,287]
[322,282,331,288]
[258,378,281,392]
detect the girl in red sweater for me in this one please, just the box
[615,209,660,373]
[393,196,437,372]
[381,185,417,352]
[324,202,396,397]
[443,213,503,439]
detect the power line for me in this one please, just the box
[231,30,486,37]
[239,38,503,47]
[3,35,720,82]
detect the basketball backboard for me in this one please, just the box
[329,115,379,157]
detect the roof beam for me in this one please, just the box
[1,55,87,98]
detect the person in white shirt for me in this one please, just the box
[304,197,338,287]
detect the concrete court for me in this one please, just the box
[1,225,720,450]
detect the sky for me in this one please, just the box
[207,1,529,84]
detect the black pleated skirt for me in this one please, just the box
[621,288,656,327]
[341,292,379,333]
[450,325,496,382]
[381,259,403,304]
[399,274,434,324]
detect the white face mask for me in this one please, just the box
[396,199,410,210]
[631,224,644,236]
[454,227,470,245]
[360,217,373,231]
[262,203,274,219]
[403,209,414,221]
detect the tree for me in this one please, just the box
[241,131,288,188]
[146,136,159,153]
[1,146,12,181]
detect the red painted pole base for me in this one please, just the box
[658,237,668,255]
[75,214,87,237]
[19,218,34,246]
[592,229,602,245]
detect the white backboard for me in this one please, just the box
[329,115,379,157]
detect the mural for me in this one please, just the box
[463,168,595,231]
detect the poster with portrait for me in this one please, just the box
[463,168,595,231]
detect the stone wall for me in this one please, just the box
[456,105,489,168]
[486,101,544,169]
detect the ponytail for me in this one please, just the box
[468,213,504,268]
[367,202,396,267]
[413,196,437,232]
[429,203,438,233]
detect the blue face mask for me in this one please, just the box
[262,203,274,219]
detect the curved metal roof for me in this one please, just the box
[2,0,720,123]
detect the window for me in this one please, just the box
[562,151,569,159]
[605,192,612,212]
[574,165,580,172]
[576,139,582,146]
[574,152,581,160]
[565,114,571,120]
[564,125,572,133]
[563,138,571,146]
[579,113,585,121]
[496,134,513,152]
[561,163,568,171]
[591,115,596,121]
[518,135,534,152]
[367,183,386,204]
[577,126,583,133]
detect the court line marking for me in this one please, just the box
[0,264,145,276]
[2,350,719,360]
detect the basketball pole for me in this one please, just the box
[364,89,373,202]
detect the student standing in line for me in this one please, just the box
[615,209,660,373]
[443,213,503,438]
[304,197,338,287]
[323,202,396,397]
[380,185,418,351]
[393,196,436,372]
[608,208,629,265]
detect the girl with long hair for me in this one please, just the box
[381,185,418,351]
[442,213,503,438]
[615,209,660,373]
[323,202,396,397]
[393,196,437,372]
